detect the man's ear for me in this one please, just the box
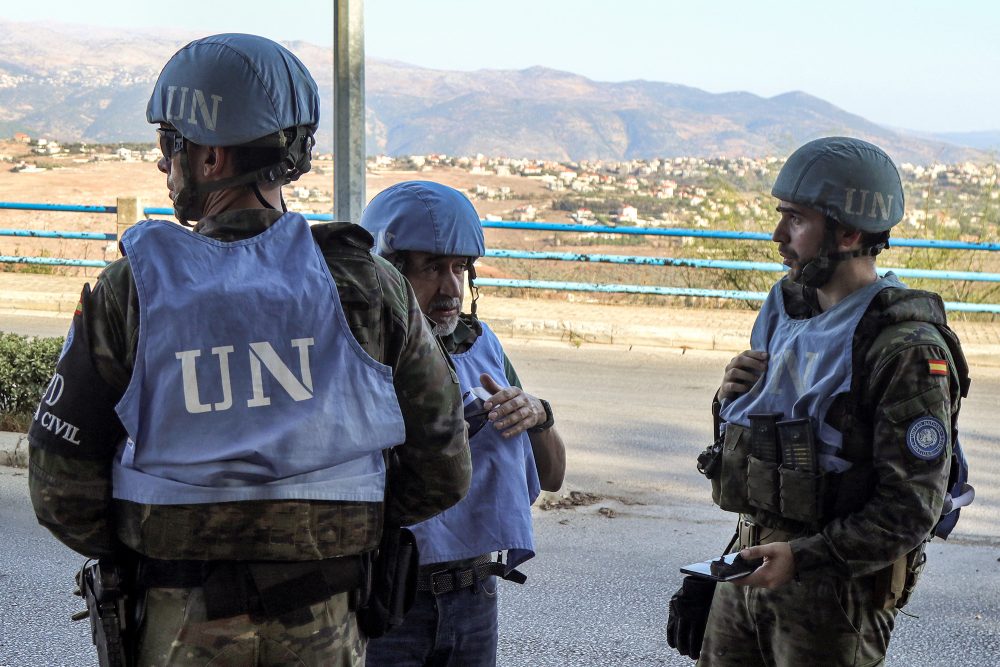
[201,145,229,177]
[389,251,408,275]
[837,225,863,252]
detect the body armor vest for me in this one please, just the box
[113,214,405,504]
[408,321,540,569]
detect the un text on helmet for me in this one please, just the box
[164,86,223,131]
[843,189,894,221]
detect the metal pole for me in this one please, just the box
[334,0,366,223]
[116,196,142,251]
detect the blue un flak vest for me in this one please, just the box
[408,321,541,569]
[113,214,405,505]
[720,273,906,473]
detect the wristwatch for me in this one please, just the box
[528,399,554,433]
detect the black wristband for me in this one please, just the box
[528,399,554,433]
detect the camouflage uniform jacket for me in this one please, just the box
[717,280,968,580]
[28,209,472,561]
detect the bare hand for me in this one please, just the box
[718,350,768,401]
[480,372,546,438]
[730,543,795,589]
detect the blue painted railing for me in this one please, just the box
[3,201,1000,312]
[475,279,1000,313]
[0,202,118,214]
[486,250,1000,283]
[478,221,1000,252]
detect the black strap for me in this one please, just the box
[138,556,364,621]
[417,556,526,594]
[139,559,208,588]
[724,527,739,554]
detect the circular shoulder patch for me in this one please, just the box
[906,416,948,461]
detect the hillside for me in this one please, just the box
[0,20,986,163]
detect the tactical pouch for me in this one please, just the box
[776,418,824,524]
[712,425,754,514]
[777,467,825,524]
[746,413,782,512]
[747,456,781,512]
[896,545,927,609]
[875,544,928,610]
[357,527,419,638]
[357,445,420,638]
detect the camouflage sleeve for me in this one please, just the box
[791,323,955,577]
[502,349,522,389]
[378,261,471,526]
[30,450,117,557]
[28,267,131,558]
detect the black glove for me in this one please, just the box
[666,575,717,660]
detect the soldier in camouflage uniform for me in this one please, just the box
[667,137,971,666]
[28,34,471,667]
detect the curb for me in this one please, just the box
[481,316,743,351]
[1,431,28,469]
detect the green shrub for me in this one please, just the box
[0,332,63,432]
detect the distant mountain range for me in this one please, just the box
[0,20,994,164]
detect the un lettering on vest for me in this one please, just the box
[175,338,315,414]
[761,349,819,398]
[164,86,222,131]
[843,189,894,221]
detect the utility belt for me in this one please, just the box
[735,515,799,549]
[139,555,365,622]
[416,554,526,595]
[735,515,926,611]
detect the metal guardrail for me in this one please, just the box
[479,220,1000,252]
[486,249,1000,283]
[0,202,118,214]
[3,201,1000,312]
[476,279,1000,313]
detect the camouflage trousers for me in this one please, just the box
[697,575,896,667]
[134,587,365,667]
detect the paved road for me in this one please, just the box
[2,342,998,666]
[0,311,72,339]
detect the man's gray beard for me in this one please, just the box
[431,314,459,336]
[427,296,461,336]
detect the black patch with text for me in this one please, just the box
[28,285,125,459]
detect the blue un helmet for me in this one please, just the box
[360,181,486,314]
[147,33,320,223]
[771,137,904,287]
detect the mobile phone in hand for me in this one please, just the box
[680,552,763,582]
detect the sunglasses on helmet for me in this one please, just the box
[156,127,185,161]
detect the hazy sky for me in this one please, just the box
[3,0,998,133]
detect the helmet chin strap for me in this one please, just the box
[793,218,879,288]
[171,150,203,227]
[468,263,480,319]
[250,182,288,213]
[173,158,292,225]
[171,132,306,224]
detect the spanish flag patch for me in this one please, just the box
[928,359,948,376]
